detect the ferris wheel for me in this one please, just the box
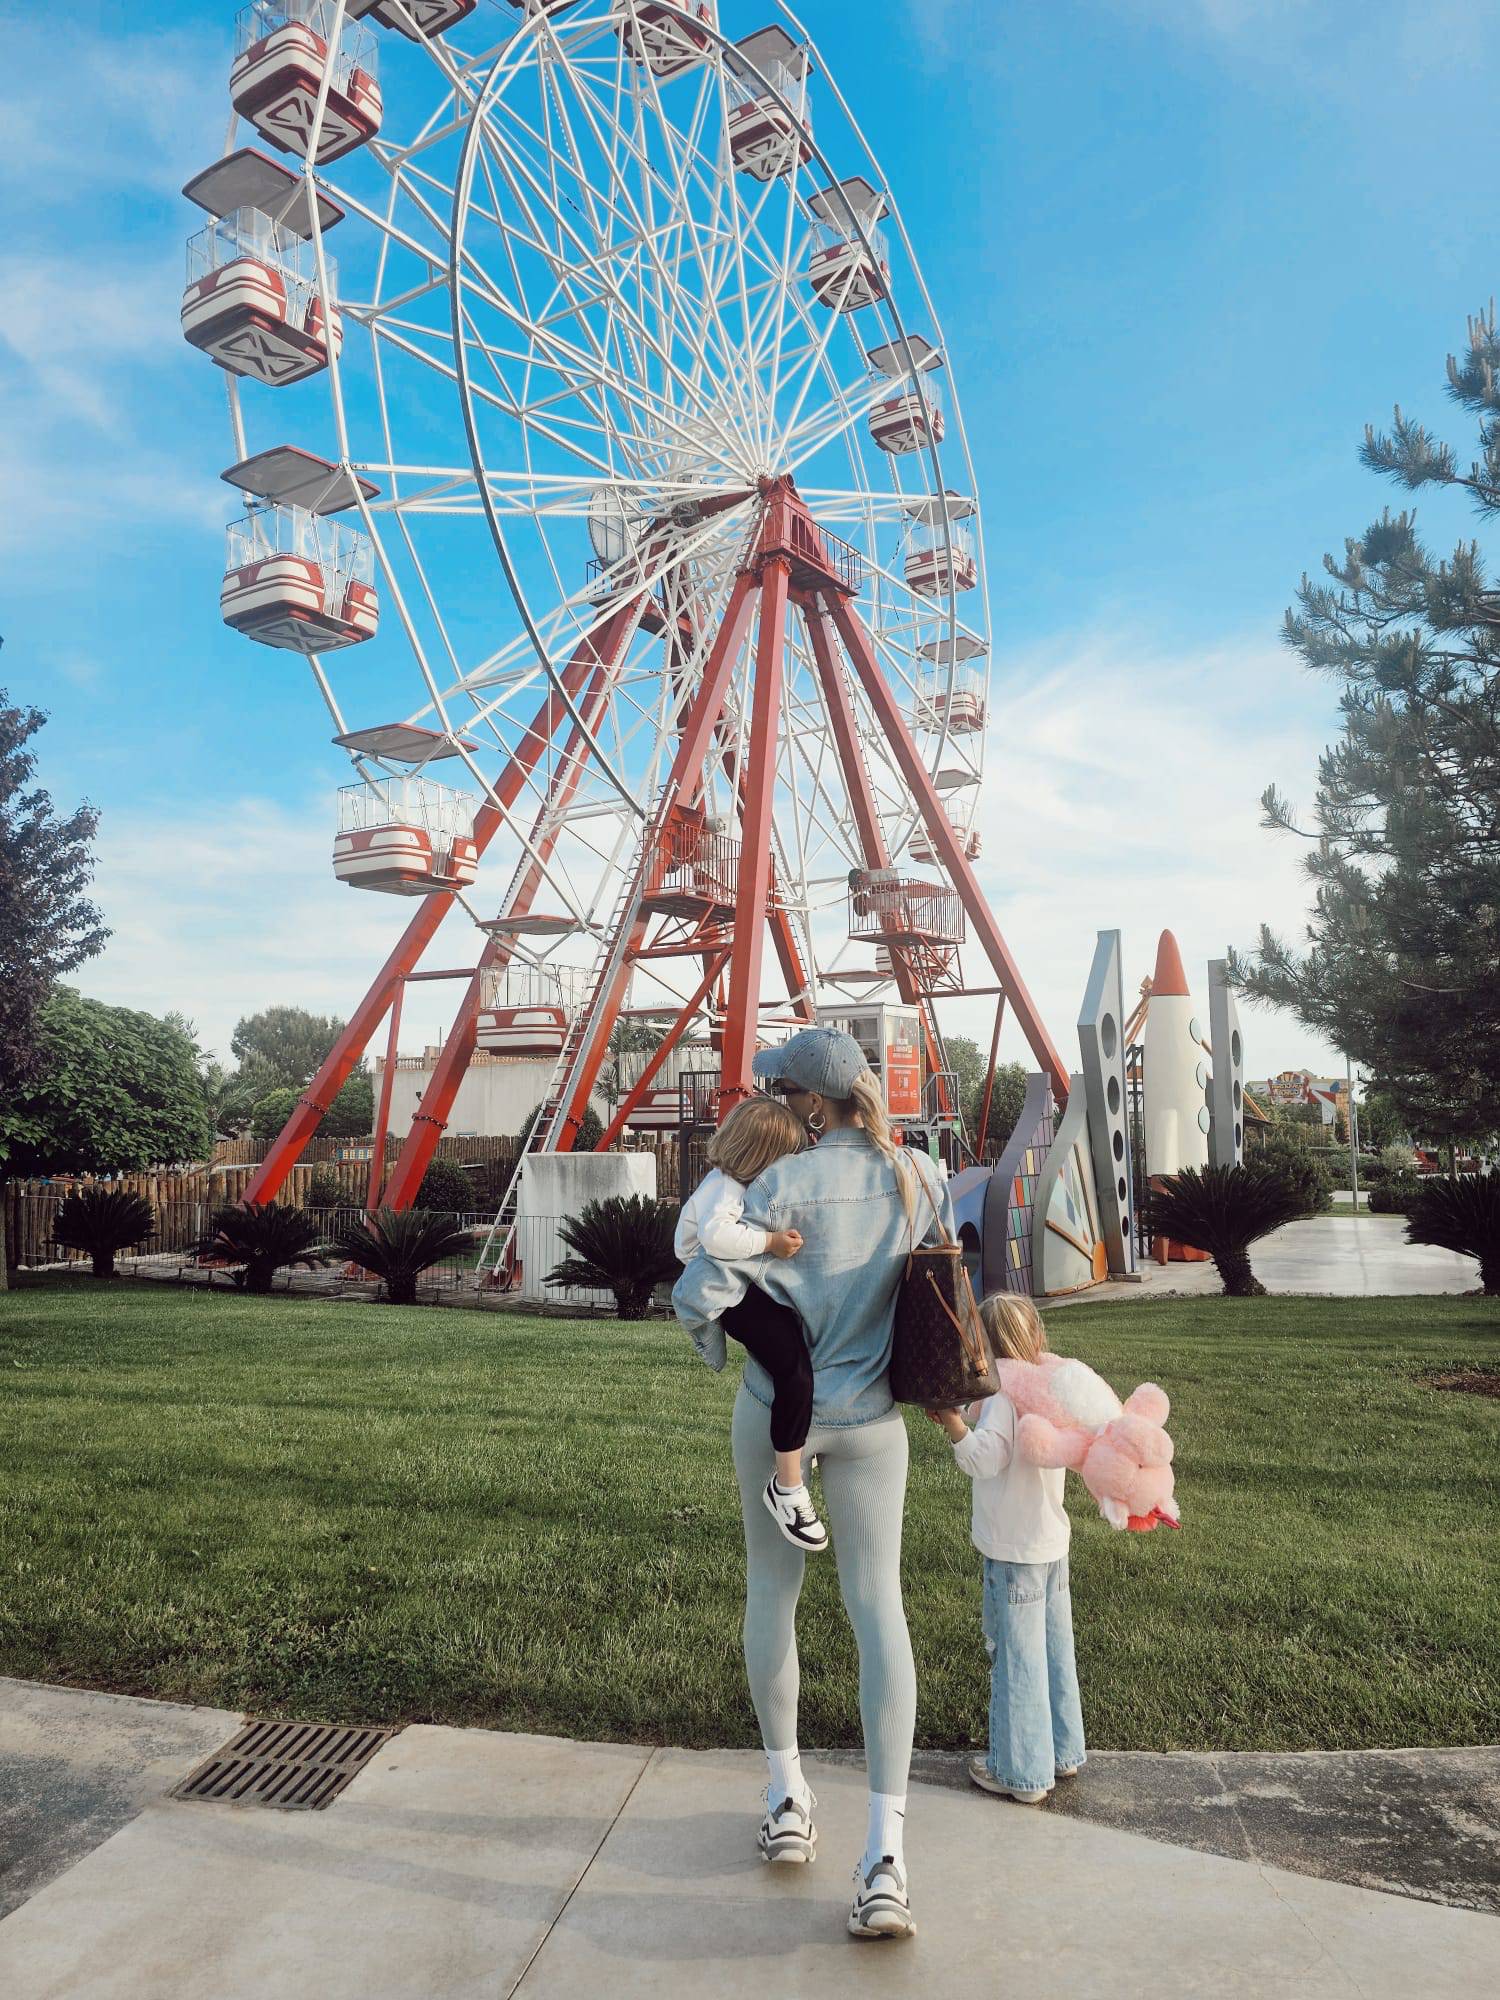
[179,0,1068,1212]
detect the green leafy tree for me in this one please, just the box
[231,1006,347,1088]
[416,1156,477,1215]
[1234,306,1500,1142]
[517,1101,605,1151]
[250,1072,372,1149]
[940,1041,1028,1155]
[304,1167,347,1209]
[0,693,109,1288]
[2,989,213,1178]
[1254,1130,1334,1215]
[599,1017,667,1106]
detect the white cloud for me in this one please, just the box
[0,19,223,206]
[0,16,224,557]
[76,792,478,1063]
[0,253,184,431]
[953,627,1348,1083]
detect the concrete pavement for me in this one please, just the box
[2,1682,1495,1999]
[1048,1210,1479,1308]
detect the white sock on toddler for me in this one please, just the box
[767,1745,809,1809]
[863,1791,906,1873]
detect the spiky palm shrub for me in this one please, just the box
[52,1187,156,1279]
[1406,1175,1500,1295]
[334,1207,472,1306]
[547,1195,682,1320]
[1149,1163,1308,1298]
[200,1202,328,1295]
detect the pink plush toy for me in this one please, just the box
[995,1354,1181,1533]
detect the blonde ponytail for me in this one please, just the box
[847,1071,917,1224]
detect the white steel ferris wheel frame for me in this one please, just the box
[227,0,1067,1209]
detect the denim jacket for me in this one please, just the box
[671,1129,955,1428]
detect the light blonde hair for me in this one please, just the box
[843,1071,918,1225]
[708,1095,807,1183]
[980,1291,1048,1366]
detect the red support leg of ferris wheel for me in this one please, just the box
[824,588,1071,1103]
[241,598,641,1204]
[549,568,761,1148]
[377,610,638,1208]
[718,552,790,1110]
[800,597,951,1106]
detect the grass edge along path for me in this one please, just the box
[1,1280,1497,1755]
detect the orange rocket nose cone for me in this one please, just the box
[1152,930,1190,998]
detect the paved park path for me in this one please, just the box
[1049,1209,1479,1308]
[2,1680,1495,1999]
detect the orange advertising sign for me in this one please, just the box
[885,1041,922,1118]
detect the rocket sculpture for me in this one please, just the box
[1142,929,1211,1262]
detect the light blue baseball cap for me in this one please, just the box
[752,1026,871,1099]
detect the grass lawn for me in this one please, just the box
[1,1278,1496,1756]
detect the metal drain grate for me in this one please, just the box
[173,1719,397,1810]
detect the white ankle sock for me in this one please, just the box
[767,1746,808,1808]
[864,1791,906,1872]
[773,1477,807,1498]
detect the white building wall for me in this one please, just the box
[379,1058,608,1142]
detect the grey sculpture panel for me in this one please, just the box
[1207,956,1245,1167]
[1076,928,1135,1275]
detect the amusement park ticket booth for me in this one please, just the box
[814,1001,924,1125]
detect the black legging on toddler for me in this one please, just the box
[721,1288,814,1455]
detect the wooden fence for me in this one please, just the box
[4,1139,682,1271]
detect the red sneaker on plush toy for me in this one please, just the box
[997,1355,1181,1532]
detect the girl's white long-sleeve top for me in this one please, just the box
[674,1167,771,1264]
[952,1390,1071,1564]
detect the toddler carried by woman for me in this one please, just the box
[675,1096,826,1552]
[928,1292,1086,1802]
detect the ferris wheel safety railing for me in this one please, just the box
[725,45,813,183]
[333,776,479,895]
[183,208,343,387]
[221,502,379,654]
[231,0,383,165]
[641,809,740,920]
[848,869,965,948]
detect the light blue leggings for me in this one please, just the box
[731,1384,916,1794]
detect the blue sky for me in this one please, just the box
[2,0,1495,1079]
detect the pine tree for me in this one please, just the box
[1234,306,1500,1141]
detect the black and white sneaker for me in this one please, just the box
[757,1788,818,1865]
[848,1855,916,1939]
[762,1478,828,1553]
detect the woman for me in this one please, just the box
[672,1026,954,1943]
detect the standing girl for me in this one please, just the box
[928,1291,1086,1803]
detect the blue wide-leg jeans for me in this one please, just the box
[981,1556,1086,1793]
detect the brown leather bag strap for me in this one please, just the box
[923,1265,987,1374]
[903,1152,953,1253]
